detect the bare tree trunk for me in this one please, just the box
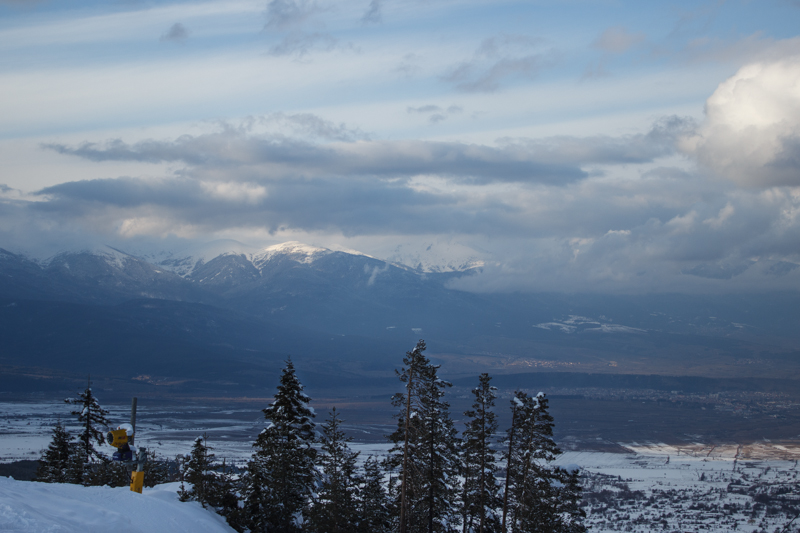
[515,440,533,533]
[428,419,435,533]
[478,396,486,533]
[400,368,414,533]
[501,405,517,532]
[462,479,469,533]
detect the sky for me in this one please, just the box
[1,0,800,293]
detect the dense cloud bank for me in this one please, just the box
[3,56,800,293]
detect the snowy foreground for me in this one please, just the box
[0,478,234,533]
[3,402,800,532]
[3,446,800,533]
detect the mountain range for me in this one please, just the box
[1,241,799,402]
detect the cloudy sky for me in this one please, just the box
[1,0,800,293]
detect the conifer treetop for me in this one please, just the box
[263,358,315,429]
[65,377,111,463]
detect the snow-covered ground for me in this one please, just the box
[3,401,800,532]
[0,478,234,532]
[556,445,800,533]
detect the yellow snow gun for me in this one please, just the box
[107,428,130,448]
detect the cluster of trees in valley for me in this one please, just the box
[36,341,585,533]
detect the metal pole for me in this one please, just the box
[130,397,137,445]
[128,397,145,493]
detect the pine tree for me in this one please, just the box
[36,421,83,484]
[143,449,178,487]
[242,358,317,533]
[65,377,111,468]
[82,460,130,487]
[390,340,428,533]
[502,391,578,533]
[179,435,217,506]
[388,340,461,533]
[416,353,461,533]
[306,408,360,533]
[240,459,269,531]
[461,373,502,533]
[551,465,586,533]
[213,457,244,531]
[358,455,391,533]
[178,437,241,530]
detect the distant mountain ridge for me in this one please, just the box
[3,239,800,402]
[3,241,800,343]
[152,241,343,278]
[0,240,486,336]
[6,239,479,283]
[0,245,204,304]
[0,240,492,397]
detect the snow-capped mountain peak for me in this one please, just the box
[252,241,331,266]
[46,245,135,270]
[381,240,486,273]
[151,240,337,279]
[12,240,483,288]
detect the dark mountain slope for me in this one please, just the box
[2,244,800,396]
[0,297,410,399]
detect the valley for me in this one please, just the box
[2,241,800,451]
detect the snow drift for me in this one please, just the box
[0,477,234,533]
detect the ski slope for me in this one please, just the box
[0,478,234,533]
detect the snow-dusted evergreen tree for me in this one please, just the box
[388,340,461,533]
[500,392,523,531]
[36,421,83,484]
[179,435,240,528]
[65,377,111,467]
[388,340,428,533]
[143,450,177,487]
[461,373,502,533]
[514,465,586,533]
[501,391,568,533]
[240,460,268,531]
[418,358,462,533]
[306,408,360,533]
[358,455,391,533]
[82,460,129,487]
[550,465,586,533]
[242,358,317,533]
[211,458,242,531]
[179,435,217,506]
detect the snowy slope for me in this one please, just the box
[146,239,259,277]
[152,239,475,279]
[53,245,132,269]
[380,239,485,273]
[0,478,234,533]
[251,241,333,266]
[153,240,334,278]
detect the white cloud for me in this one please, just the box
[199,181,267,204]
[681,55,800,187]
[703,202,734,228]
